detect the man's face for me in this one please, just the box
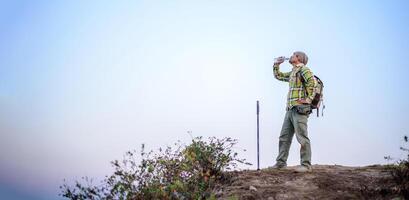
[289,52,299,65]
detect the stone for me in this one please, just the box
[249,185,257,192]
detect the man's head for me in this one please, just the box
[289,51,308,65]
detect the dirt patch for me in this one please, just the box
[213,165,399,200]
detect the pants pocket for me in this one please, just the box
[295,105,312,115]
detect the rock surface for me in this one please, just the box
[213,164,399,200]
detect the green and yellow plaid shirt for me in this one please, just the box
[273,63,317,110]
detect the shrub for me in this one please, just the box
[60,136,251,200]
[384,136,409,199]
[388,135,409,199]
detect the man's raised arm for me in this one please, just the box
[273,63,291,82]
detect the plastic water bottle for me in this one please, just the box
[274,57,290,63]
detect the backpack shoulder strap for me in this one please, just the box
[297,66,306,84]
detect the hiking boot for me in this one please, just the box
[294,165,312,173]
[268,163,287,169]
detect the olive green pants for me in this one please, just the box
[275,105,311,167]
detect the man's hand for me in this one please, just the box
[296,99,310,105]
[274,56,285,65]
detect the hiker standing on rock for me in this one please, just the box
[271,51,316,173]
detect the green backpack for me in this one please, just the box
[298,71,325,117]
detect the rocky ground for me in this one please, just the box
[213,165,400,200]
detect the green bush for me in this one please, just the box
[384,136,409,199]
[387,135,409,199]
[60,136,251,200]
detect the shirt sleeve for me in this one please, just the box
[300,66,316,104]
[273,64,291,82]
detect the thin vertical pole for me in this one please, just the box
[257,100,260,170]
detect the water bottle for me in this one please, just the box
[274,56,290,63]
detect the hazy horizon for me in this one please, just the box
[1,0,409,199]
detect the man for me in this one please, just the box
[271,51,316,173]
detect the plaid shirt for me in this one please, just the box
[273,63,317,110]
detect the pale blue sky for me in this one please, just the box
[1,0,409,199]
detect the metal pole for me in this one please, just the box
[257,100,260,170]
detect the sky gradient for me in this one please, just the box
[1,0,409,199]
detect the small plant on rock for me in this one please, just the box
[388,135,409,199]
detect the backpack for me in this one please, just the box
[298,70,325,117]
